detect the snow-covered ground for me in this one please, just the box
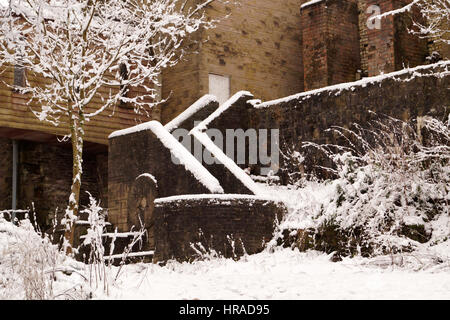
[1,215,449,300]
[108,249,450,300]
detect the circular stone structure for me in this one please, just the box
[153,194,287,262]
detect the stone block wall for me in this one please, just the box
[198,92,256,194]
[167,99,220,133]
[249,63,450,180]
[153,196,286,262]
[161,0,304,124]
[108,128,216,231]
[159,0,446,125]
[161,31,203,125]
[168,93,257,194]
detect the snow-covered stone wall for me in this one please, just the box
[249,62,450,180]
[108,121,224,232]
[153,195,287,262]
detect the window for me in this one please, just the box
[119,62,129,108]
[13,64,25,89]
[208,73,230,105]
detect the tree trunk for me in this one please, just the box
[64,115,85,251]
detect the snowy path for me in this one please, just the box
[107,249,450,300]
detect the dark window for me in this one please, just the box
[13,64,25,89]
[119,63,130,108]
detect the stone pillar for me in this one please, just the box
[300,0,361,91]
[366,0,428,76]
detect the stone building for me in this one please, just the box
[108,62,449,262]
[0,0,448,237]
[162,0,447,122]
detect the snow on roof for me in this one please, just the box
[154,193,284,204]
[300,0,323,9]
[109,121,224,194]
[253,60,450,109]
[194,91,253,132]
[164,94,218,133]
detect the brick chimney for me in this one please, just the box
[365,0,428,76]
[300,0,361,91]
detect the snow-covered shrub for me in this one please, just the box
[78,193,147,293]
[280,114,449,259]
[0,211,86,299]
[279,143,308,188]
[0,193,149,299]
[189,228,222,262]
[79,193,111,293]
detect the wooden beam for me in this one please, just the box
[0,127,107,154]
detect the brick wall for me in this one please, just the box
[394,1,429,69]
[301,0,361,90]
[301,0,328,90]
[0,138,12,210]
[358,0,369,77]
[153,196,286,262]
[366,0,428,76]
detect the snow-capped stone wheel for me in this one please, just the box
[127,174,158,249]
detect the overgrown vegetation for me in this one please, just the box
[0,210,89,299]
[0,194,146,299]
[276,113,449,260]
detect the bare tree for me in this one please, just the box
[0,0,220,248]
[411,0,449,46]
